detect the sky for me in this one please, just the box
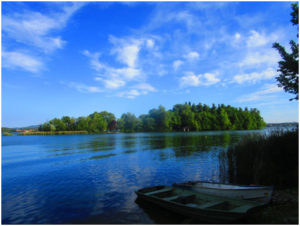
[1,1,299,128]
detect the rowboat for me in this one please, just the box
[173,181,273,204]
[135,185,265,223]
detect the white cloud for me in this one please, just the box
[235,33,241,39]
[109,36,142,68]
[131,83,157,92]
[61,81,103,93]
[114,67,141,80]
[2,51,43,73]
[176,11,199,32]
[2,2,84,53]
[179,71,220,87]
[180,72,202,87]
[147,9,201,34]
[116,89,140,99]
[234,83,283,103]
[83,50,142,81]
[94,77,126,89]
[82,50,103,71]
[146,39,155,49]
[232,68,278,84]
[238,49,280,68]
[203,73,220,85]
[2,2,84,74]
[83,50,144,90]
[115,44,140,68]
[183,51,200,60]
[158,70,168,76]
[246,30,269,48]
[173,60,184,70]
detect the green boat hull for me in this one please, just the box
[135,185,265,223]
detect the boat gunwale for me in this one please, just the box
[174,184,273,191]
[135,190,249,213]
[135,185,267,205]
[173,181,274,191]
[134,185,266,223]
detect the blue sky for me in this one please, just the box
[2,1,299,127]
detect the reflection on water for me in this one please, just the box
[2,130,269,224]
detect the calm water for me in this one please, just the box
[2,129,270,224]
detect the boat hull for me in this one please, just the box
[173,181,273,204]
[135,185,265,223]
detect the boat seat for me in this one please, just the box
[146,188,173,195]
[198,201,228,209]
[229,204,253,213]
[163,195,181,201]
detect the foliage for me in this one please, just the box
[218,128,298,188]
[39,102,266,133]
[272,3,299,101]
[2,127,15,133]
[40,111,113,134]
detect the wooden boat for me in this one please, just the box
[173,181,273,204]
[135,185,265,223]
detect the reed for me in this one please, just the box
[218,128,298,188]
[17,131,88,135]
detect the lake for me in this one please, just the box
[2,129,273,224]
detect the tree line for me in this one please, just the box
[38,102,267,133]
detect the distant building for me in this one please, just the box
[183,126,189,132]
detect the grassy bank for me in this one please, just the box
[218,128,298,189]
[2,132,14,136]
[17,131,88,135]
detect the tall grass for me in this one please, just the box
[17,131,88,135]
[218,128,298,189]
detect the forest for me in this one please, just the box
[38,102,267,133]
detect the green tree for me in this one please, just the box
[70,117,76,130]
[88,112,107,133]
[145,117,156,131]
[77,116,89,131]
[157,105,173,131]
[219,108,231,130]
[117,118,125,132]
[99,111,116,125]
[272,3,299,101]
[50,118,66,131]
[61,116,71,130]
[121,112,138,132]
[38,124,43,131]
[50,124,56,132]
[42,122,50,131]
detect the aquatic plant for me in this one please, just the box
[218,128,298,188]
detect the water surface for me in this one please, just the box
[2,130,269,224]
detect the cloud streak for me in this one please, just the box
[2,2,85,73]
[234,84,283,103]
[61,81,103,93]
[2,51,44,73]
[2,2,84,53]
[232,68,278,84]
